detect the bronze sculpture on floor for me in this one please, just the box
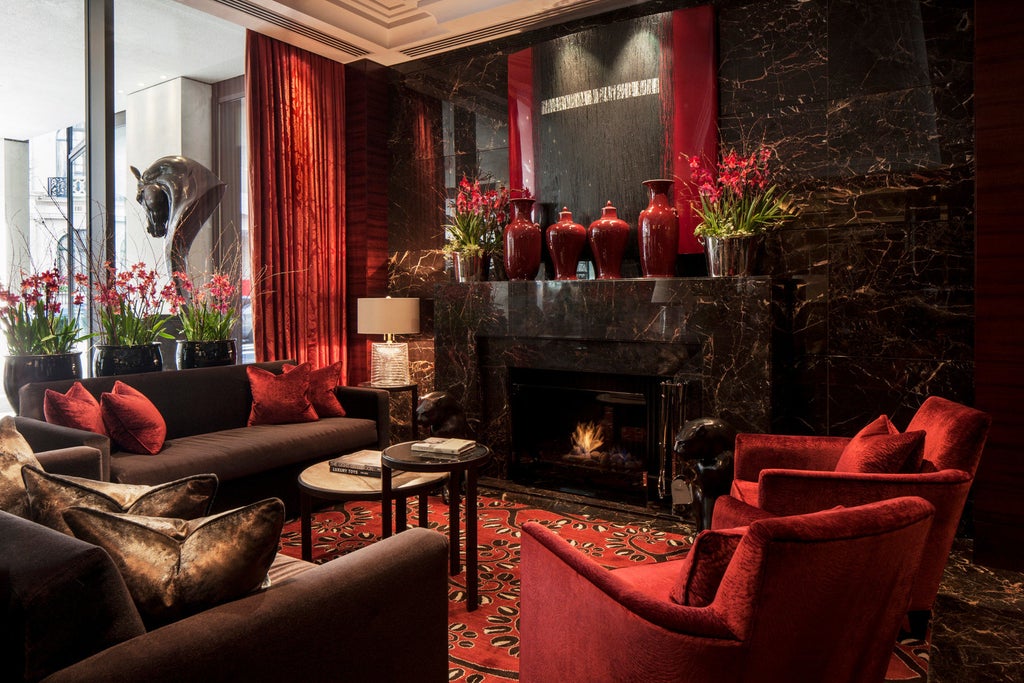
[672,417,736,531]
[131,156,226,295]
[415,391,472,438]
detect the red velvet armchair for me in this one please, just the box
[520,497,934,683]
[715,395,990,635]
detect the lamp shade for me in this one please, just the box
[357,297,420,335]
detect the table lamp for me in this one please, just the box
[357,297,420,386]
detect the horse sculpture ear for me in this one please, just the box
[130,165,141,181]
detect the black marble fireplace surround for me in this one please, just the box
[433,278,773,480]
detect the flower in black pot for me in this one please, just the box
[172,271,238,370]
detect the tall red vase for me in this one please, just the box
[504,198,541,281]
[546,207,587,280]
[638,179,679,278]
[588,201,630,279]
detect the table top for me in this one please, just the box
[298,459,446,497]
[382,440,491,471]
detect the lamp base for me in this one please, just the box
[370,342,411,387]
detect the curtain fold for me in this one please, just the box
[245,30,347,374]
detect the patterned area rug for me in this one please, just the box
[277,494,928,682]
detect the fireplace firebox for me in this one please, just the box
[509,367,699,506]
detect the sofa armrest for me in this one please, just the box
[14,417,111,481]
[336,385,391,448]
[42,527,449,683]
[33,446,105,480]
[733,433,850,483]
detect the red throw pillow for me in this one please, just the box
[284,362,346,418]
[100,382,167,455]
[44,382,107,435]
[247,363,319,426]
[834,415,925,474]
[670,527,745,607]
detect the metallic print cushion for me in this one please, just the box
[22,466,218,535]
[62,498,285,626]
[0,416,42,518]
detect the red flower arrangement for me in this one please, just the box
[445,176,512,257]
[93,262,178,346]
[172,271,238,342]
[0,268,91,355]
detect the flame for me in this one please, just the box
[572,421,604,455]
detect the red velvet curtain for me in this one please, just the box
[245,31,347,373]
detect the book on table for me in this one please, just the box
[329,449,383,477]
[410,437,477,456]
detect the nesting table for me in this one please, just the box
[381,441,491,611]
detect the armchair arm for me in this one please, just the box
[43,527,449,683]
[336,386,391,449]
[733,433,849,482]
[34,446,105,480]
[14,417,111,481]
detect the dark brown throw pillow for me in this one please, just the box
[670,527,746,607]
[62,498,285,626]
[0,415,42,518]
[284,361,346,418]
[834,415,925,474]
[43,381,107,435]
[247,362,319,425]
[22,465,218,535]
[100,381,167,454]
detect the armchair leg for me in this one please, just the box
[902,610,931,641]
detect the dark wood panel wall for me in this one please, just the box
[973,0,1024,570]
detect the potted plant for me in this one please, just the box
[444,175,509,282]
[688,145,795,276]
[172,271,239,369]
[0,268,91,413]
[92,261,177,376]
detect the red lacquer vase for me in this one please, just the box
[638,179,679,278]
[546,207,587,280]
[504,198,541,281]
[588,201,630,279]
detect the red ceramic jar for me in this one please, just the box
[504,198,541,281]
[588,201,630,279]
[546,207,587,280]
[638,179,679,278]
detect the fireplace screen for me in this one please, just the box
[509,367,675,506]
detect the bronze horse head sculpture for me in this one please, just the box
[130,156,226,291]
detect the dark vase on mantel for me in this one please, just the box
[3,352,82,414]
[504,198,541,281]
[638,179,679,278]
[176,339,237,370]
[546,207,587,280]
[93,343,164,377]
[588,201,630,279]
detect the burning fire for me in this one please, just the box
[571,421,604,456]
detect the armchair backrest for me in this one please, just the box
[714,497,935,683]
[906,396,991,476]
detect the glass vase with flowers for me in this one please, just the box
[444,175,510,281]
[0,268,91,412]
[92,262,178,376]
[171,271,239,369]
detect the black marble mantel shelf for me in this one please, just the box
[433,278,775,477]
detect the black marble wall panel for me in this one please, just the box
[385,0,975,437]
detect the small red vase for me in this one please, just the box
[546,207,587,280]
[504,198,541,281]
[588,201,630,279]
[638,179,679,278]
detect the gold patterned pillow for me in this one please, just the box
[0,416,41,518]
[22,466,218,535]
[62,498,285,626]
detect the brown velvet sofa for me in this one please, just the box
[2,447,449,683]
[12,360,390,512]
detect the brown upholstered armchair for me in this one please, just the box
[520,497,934,683]
[713,395,991,637]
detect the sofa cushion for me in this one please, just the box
[101,381,167,455]
[834,415,925,474]
[22,465,217,535]
[247,363,319,426]
[670,527,745,607]
[287,361,346,418]
[106,417,378,485]
[0,415,41,518]
[0,509,146,683]
[62,498,285,626]
[44,381,107,435]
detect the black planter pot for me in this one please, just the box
[93,343,164,377]
[175,339,237,370]
[3,352,83,414]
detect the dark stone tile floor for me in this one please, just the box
[483,481,1024,682]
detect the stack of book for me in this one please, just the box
[329,450,384,477]
[410,437,477,459]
